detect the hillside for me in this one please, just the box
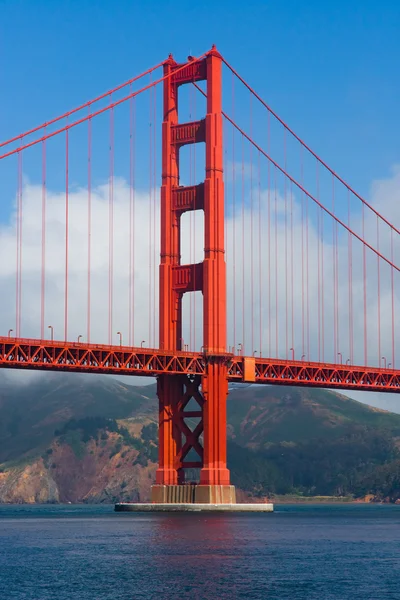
[0,373,156,464]
[227,385,400,446]
[0,372,400,503]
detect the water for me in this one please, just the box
[1,504,399,599]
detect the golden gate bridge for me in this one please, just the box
[0,46,398,504]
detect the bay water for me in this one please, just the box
[1,504,399,599]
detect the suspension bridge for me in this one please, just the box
[0,46,398,504]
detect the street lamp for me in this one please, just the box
[141,340,146,348]
[237,343,242,356]
[48,325,54,341]
[77,335,82,343]
[117,331,122,346]
[388,363,392,369]
[289,347,295,360]
[346,358,351,365]
[253,350,258,356]
[338,352,342,364]
[382,356,387,369]
[8,329,13,338]
[301,354,306,361]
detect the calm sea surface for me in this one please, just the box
[0,504,399,599]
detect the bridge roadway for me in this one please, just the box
[0,336,399,393]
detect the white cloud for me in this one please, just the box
[0,165,399,410]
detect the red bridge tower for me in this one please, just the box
[152,46,235,504]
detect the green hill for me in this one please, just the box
[227,385,400,446]
[0,373,156,464]
[0,372,399,503]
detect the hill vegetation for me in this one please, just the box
[0,372,399,503]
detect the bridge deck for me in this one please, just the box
[0,337,399,393]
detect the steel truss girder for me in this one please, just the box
[0,337,399,393]
[0,337,205,377]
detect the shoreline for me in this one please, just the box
[1,496,399,506]
[246,494,399,505]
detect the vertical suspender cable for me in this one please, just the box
[16,146,23,337]
[258,150,262,356]
[109,98,114,345]
[332,176,336,360]
[376,216,381,366]
[231,73,236,352]
[87,109,92,344]
[284,130,288,358]
[317,164,321,362]
[362,203,367,365]
[348,189,353,363]
[250,96,254,354]
[241,135,245,352]
[65,127,69,342]
[321,210,325,362]
[290,181,294,354]
[335,199,339,360]
[268,112,271,356]
[306,194,310,360]
[391,229,395,367]
[148,81,152,347]
[41,135,46,340]
[129,92,136,346]
[301,145,305,357]
[274,166,278,357]
[153,85,157,348]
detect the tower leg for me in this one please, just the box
[195,360,236,504]
[153,375,183,492]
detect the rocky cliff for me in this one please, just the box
[0,418,157,503]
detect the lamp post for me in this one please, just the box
[48,325,54,341]
[289,347,295,361]
[346,359,351,365]
[141,340,146,348]
[117,331,122,347]
[8,329,13,338]
[382,356,387,369]
[338,352,342,364]
[301,354,306,361]
[237,343,242,356]
[77,335,82,343]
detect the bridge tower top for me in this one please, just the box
[159,46,226,355]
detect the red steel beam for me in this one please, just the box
[0,336,400,393]
[229,356,400,393]
[0,337,205,378]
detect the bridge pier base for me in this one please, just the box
[194,485,236,504]
[151,484,236,504]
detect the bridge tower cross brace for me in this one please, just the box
[152,47,235,504]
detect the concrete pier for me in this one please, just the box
[115,502,274,512]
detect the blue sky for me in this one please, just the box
[1,0,399,199]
